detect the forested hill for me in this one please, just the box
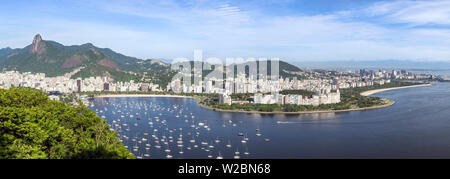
[0,34,169,82]
[0,34,306,84]
[0,87,134,159]
[171,60,305,80]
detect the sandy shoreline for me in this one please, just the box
[360,83,431,96]
[93,84,429,114]
[94,94,395,114]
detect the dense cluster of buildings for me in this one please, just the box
[0,71,161,93]
[211,69,433,106]
[0,67,435,106]
[254,90,340,106]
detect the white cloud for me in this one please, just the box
[2,0,450,62]
[366,0,450,26]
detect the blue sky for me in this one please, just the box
[1,0,450,62]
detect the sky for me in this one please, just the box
[1,0,450,62]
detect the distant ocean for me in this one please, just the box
[295,60,450,77]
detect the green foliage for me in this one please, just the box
[279,90,315,96]
[71,64,142,83]
[0,39,170,84]
[230,93,253,101]
[0,88,134,159]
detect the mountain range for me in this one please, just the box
[0,34,306,84]
[0,34,169,82]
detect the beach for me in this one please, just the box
[93,83,430,114]
[360,83,431,96]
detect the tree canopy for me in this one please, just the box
[0,88,134,159]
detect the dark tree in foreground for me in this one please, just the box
[0,88,134,159]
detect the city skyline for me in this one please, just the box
[2,0,450,62]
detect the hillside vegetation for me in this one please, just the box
[0,88,134,159]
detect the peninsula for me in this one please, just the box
[88,81,432,114]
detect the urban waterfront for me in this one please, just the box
[90,82,450,159]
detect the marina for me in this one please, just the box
[90,97,263,159]
[90,82,450,159]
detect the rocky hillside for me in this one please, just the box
[0,34,169,82]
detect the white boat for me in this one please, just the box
[226,140,232,148]
[216,152,223,159]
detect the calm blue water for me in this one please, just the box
[90,82,450,159]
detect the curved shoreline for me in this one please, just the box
[360,83,431,96]
[94,94,395,114]
[198,99,395,114]
[93,83,431,114]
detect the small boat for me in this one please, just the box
[226,140,232,148]
[216,152,223,159]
